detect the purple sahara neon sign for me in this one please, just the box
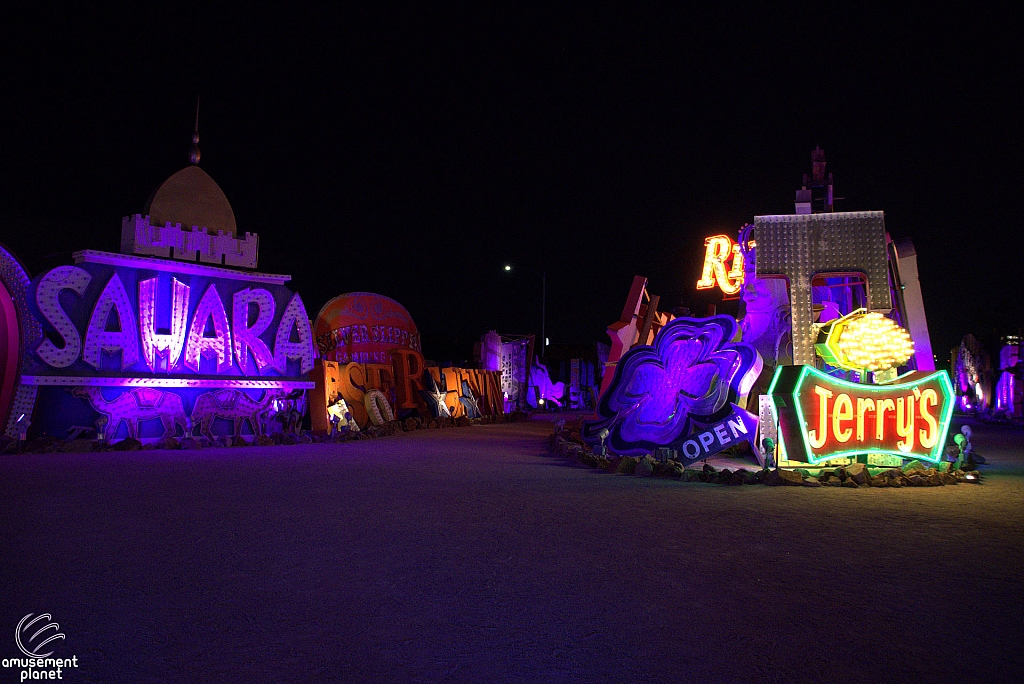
[18,133,317,441]
[26,251,314,385]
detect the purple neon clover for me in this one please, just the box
[584,316,761,455]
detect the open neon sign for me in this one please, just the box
[696,235,745,296]
[768,365,954,464]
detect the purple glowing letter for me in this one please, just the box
[274,293,315,375]
[83,273,140,370]
[35,266,92,368]
[233,288,276,374]
[139,277,190,372]
[184,284,233,373]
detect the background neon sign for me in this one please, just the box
[696,234,745,295]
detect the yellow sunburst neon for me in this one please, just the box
[821,309,915,372]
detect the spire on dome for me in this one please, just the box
[189,97,201,166]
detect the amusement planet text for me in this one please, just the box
[3,656,78,681]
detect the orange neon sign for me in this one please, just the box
[696,235,744,295]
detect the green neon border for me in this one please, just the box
[765,366,789,462]
[822,317,849,370]
[822,310,860,372]
[768,365,954,465]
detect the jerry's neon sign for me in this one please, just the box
[696,235,745,295]
[768,365,954,464]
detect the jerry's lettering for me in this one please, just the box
[769,365,953,464]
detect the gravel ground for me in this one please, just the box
[1,416,1021,683]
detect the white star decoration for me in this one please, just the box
[459,380,481,418]
[423,372,451,418]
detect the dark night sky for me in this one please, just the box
[5,6,1021,363]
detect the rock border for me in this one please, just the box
[550,421,981,487]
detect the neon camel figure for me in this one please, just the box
[71,386,188,442]
[191,388,287,440]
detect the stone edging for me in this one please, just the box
[550,423,981,487]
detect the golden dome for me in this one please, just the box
[144,166,237,237]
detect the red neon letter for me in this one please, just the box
[855,396,875,442]
[875,398,896,441]
[809,385,833,449]
[832,393,853,443]
[696,235,743,295]
[919,389,939,449]
[896,396,915,452]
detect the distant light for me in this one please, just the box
[545,337,549,346]
[504,265,512,271]
[538,398,545,405]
